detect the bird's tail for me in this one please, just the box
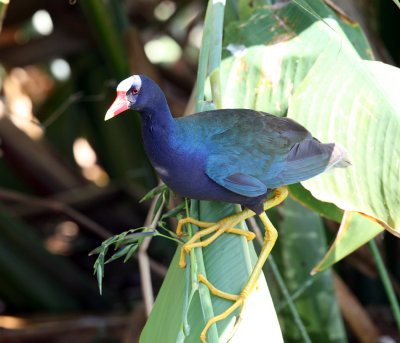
[282,139,350,185]
[328,143,351,169]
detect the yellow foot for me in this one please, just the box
[198,274,247,343]
[190,187,289,343]
[177,216,256,268]
[176,217,215,237]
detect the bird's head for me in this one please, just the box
[105,75,163,121]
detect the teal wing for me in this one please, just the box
[203,110,312,197]
[214,172,268,197]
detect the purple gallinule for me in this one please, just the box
[105,75,349,342]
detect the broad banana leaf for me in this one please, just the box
[288,26,400,237]
[141,201,283,343]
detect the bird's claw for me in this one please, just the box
[198,273,247,343]
[178,221,256,270]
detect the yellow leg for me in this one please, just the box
[176,217,215,236]
[178,214,256,268]
[226,227,256,239]
[179,224,221,268]
[196,186,288,343]
[201,298,243,343]
[198,274,239,301]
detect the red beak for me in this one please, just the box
[105,91,129,121]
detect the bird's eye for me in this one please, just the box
[131,87,139,95]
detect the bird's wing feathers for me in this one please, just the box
[203,110,312,196]
[221,172,267,197]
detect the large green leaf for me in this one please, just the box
[204,1,372,117]
[140,250,188,343]
[288,22,400,236]
[141,201,283,343]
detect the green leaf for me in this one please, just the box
[313,211,384,273]
[288,23,400,236]
[212,1,372,116]
[140,184,168,203]
[122,231,156,243]
[152,193,165,222]
[105,244,133,264]
[124,244,139,263]
[88,245,105,256]
[164,188,170,208]
[159,202,185,220]
[96,261,103,295]
[91,229,156,287]
[141,202,283,343]
[114,231,129,250]
[140,251,188,342]
[97,250,106,276]
[103,234,120,246]
[289,183,343,223]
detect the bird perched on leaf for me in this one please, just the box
[105,75,350,342]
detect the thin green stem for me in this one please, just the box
[208,0,225,73]
[369,239,400,331]
[180,199,192,336]
[155,232,182,245]
[275,276,317,312]
[195,0,213,111]
[181,237,194,336]
[209,0,226,109]
[186,199,198,293]
[180,198,199,337]
[184,199,198,292]
[267,256,312,343]
[157,222,183,241]
[191,200,219,343]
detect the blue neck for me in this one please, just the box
[139,100,176,171]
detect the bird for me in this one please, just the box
[105,74,350,342]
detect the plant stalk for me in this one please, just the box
[267,256,312,343]
[368,239,400,331]
[195,0,213,111]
